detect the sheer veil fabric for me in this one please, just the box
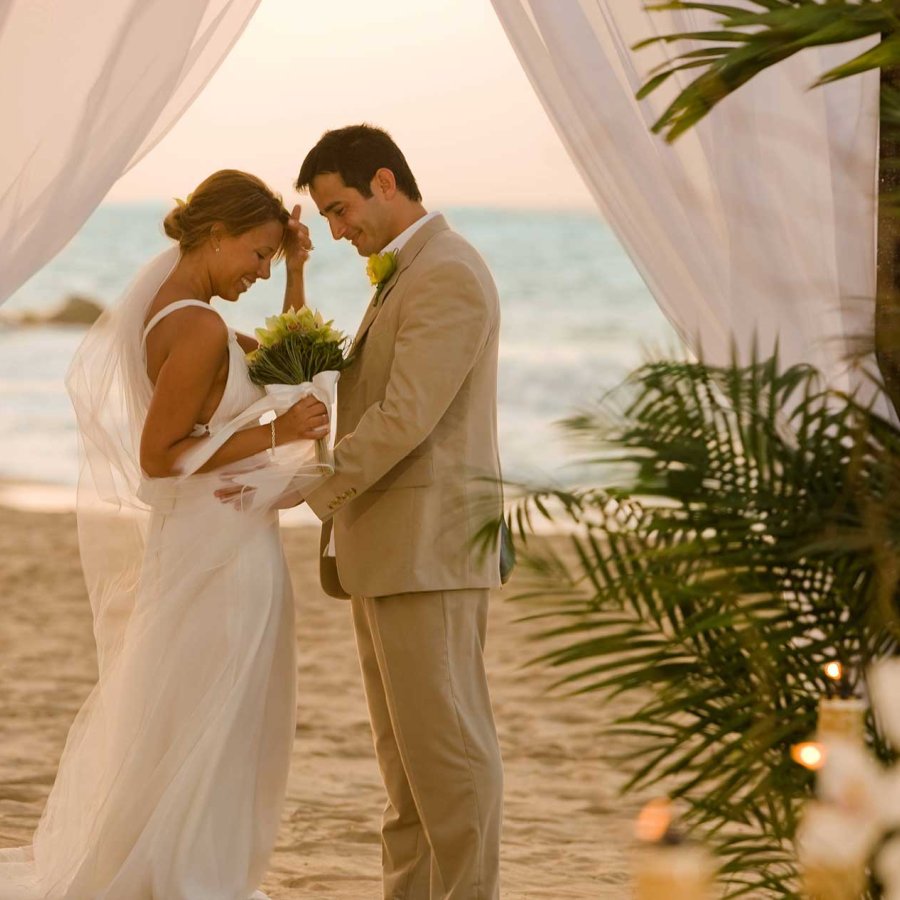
[0,248,330,899]
[490,2,884,412]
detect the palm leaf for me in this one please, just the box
[635,1,900,142]
[504,350,900,896]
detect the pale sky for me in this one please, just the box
[109,0,595,210]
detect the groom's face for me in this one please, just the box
[310,172,392,257]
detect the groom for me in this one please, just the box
[298,125,504,900]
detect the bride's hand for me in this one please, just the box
[277,395,330,443]
[284,203,313,275]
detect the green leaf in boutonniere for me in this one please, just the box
[366,250,398,296]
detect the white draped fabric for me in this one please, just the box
[0,0,261,306]
[491,1,880,400]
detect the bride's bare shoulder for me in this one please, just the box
[144,289,226,345]
[143,303,228,385]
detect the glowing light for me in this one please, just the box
[791,742,827,771]
[635,798,672,843]
[824,661,844,682]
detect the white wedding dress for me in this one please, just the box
[0,249,331,899]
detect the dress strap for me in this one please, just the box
[142,299,221,343]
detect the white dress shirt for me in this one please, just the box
[384,210,440,255]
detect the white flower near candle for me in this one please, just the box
[816,741,883,818]
[870,659,900,746]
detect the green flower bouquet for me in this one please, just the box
[246,306,351,469]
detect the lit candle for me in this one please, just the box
[790,742,826,771]
[817,662,866,744]
[797,802,868,900]
[633,799,714,900]
[802,856,866,900]
[792,743,869,899]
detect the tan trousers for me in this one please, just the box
[352,589,503,900]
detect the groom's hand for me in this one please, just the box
[284,203,313,275]
[214,483,307,510]
[214,475,258,510]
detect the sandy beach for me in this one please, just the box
[0,504,644,898]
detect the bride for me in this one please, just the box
[0,170,330,899]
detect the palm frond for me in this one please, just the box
[505,350,899,896]
[636,1,900,142]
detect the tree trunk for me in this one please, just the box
[876,64,900,419]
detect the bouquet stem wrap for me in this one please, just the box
[263,380,335,473]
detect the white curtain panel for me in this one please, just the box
[0,0,261,305]
[491,1,879,397]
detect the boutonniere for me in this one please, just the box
[366,250,398,298]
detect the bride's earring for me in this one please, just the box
[215,245,220,254]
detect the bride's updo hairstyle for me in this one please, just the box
[163,169,291,257]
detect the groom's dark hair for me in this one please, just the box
[296,125,422,202]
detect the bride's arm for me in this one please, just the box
[282,267,306,315]
[282,203,310,314]
[234,206,311,352]
[234,331,260,353]
[233,270,305,352]
[140,311,328,478]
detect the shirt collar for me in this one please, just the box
[384,210,441,256]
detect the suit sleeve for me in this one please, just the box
[306,258,494,520]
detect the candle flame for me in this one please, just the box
[635,798,672,842]
[791,742,827,771]
[823,661,843,682]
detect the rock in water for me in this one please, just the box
[5,294,105,326]
[45,295,104,325]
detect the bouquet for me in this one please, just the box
[246,306,351,470]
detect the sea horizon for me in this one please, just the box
[0,202,676,513]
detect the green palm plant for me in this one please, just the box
[634,0,900,419]
[636,1,900,142]
[500,353,900,896]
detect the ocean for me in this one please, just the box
[0,204,675,508]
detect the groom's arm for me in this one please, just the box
[305,258,495,521]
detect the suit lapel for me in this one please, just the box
[349,214,449,354]
[350,290,381,352]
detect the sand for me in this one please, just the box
[0,505,645,898]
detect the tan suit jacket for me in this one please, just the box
[305,214,503,598]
